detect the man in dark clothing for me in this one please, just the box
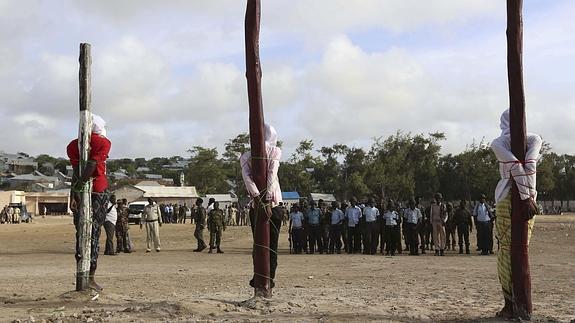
[193,198,207,252]
[453,200,473,254]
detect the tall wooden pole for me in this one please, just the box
[245,0,271,298]
[506,0,532,318]
[76,43,93,291]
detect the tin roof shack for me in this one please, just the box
[310,193,337,205]
[6,171,63,191]
[114,184,199,206]
[0,152,38,175]
[282,191,301,207]
[203,193,238,210]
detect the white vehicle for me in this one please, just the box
[127,201,148,224]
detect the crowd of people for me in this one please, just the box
[285,193,496,257]
[156,201,252,227]
[0,204,33,224]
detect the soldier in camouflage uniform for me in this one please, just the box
[207,202,226,253]
[193,198,207,252]
[115,199,132,253]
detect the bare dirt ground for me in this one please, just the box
[0,215,573,323]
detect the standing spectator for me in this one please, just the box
[6,206,14,224]
[319,200,331,254]
[306,201,323,254]
[207,202,226,254]
[140,197,162,253]
[445,202,457,251]
[429,193,448,256]
[115,199,132,253]
[345,198,362,254]
[403,199,422,256]
[14,207,21,224]
[329,201,345,254]
[362,198,380,255]
[453,200,473,254]
[0,205,6,224]
[417,197,431,254]
[289,205,305,254]
[382,200,400,256]
[474,194,494,255]
[179,203,189,224]
[228,203,238,226]
[103,195,118,256]
[192,198,207,252]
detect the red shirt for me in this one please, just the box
[67,133,111,193]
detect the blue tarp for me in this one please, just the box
[282,191,300,200]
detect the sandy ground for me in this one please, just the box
[0,215,573,323]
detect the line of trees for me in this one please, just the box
[28,132,575,202]
[184,131,574,202]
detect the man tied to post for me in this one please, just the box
[240,123,283,290]
[67,113,111,291]
[491,109,541,319]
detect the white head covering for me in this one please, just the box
[500,109,510,137]
[264,123,277,147]
[92,114,107,137]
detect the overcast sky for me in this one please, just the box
[0,0,573,159]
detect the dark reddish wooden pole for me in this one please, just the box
[245,0,271,297]
[506,0,532,318]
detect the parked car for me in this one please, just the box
[127,201,147,224]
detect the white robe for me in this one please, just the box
[491,110,542,203]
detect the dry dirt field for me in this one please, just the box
[0,215,573,322]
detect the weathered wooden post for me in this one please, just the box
[76,43,93,291]
[506,0,532,318]
[244,0,271,297]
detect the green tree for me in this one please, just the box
[186,146,228,195]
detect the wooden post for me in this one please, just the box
[506,0,532,318]
[76,43,93,291]
[244,0,271,298]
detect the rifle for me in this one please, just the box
[288,230,293,254]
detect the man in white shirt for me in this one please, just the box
[345,198,362,254]
[473,194,493,255]
[103,195,118,256]
[382,201,399,256]
[289,205,304,254]
[329,201,345,254]
[402,199,422,255]
[362,199,380,255]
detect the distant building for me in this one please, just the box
[282,191,301,206]
[114,184,199,206]
[162,160,190,171]
[0,152,38,175]
[136,167,151,173]
[310,193,337,204]
[6,171,63,191]
[203,193,238,210]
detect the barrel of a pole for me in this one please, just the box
[76,43,93,291]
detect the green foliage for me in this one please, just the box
[26,132,575,203]
[186,146,228,195]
